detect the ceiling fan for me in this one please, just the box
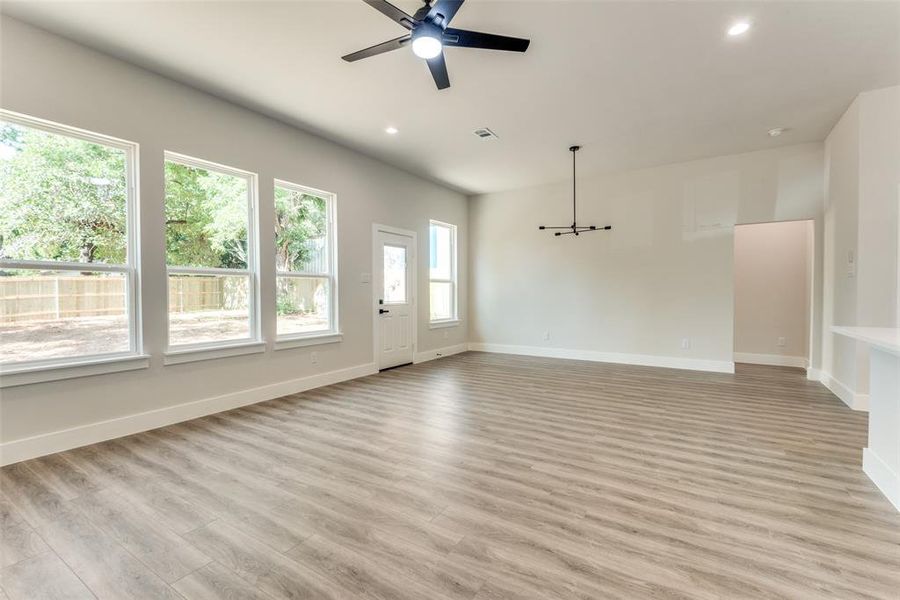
[341,0,530,90]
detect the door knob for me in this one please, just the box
[379,308,390,314]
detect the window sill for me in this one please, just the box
[274,332,343,351]
[0,353,151,388]
[164,341,266,365]
[429,320,460,329]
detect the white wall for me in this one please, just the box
[733,220,812,366]
[822,98,862,399]
[0,17,468,455]
[858,87,900,330]
[469,143,825,372]
[822,85,900,405]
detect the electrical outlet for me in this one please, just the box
[681,338,690,350]
[443,330,449,340]
[777,337,786,347]
[310,351,318,365]
[544,330,551,341]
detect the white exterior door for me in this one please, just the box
[375,228,415,369]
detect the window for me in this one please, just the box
[274,180,337,338]
[0,111,141,368]
[429,220,457,323]
[164,152,258,350]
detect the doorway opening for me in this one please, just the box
[733,219,814,369]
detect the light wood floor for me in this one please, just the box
[2,353,899,599]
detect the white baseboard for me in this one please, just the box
[819,371,869,411]
[0,362,377,466]
[806,367,822,381]
[467,343,734,374]
[863,448,900,513]
[413,343,468,364]
[733,352,808,368]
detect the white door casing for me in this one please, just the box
[373,225,416,369]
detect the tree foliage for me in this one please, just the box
[164,162,249,269]
[0,121,325,274]
[274,187,327,272]
[0,123,127,263]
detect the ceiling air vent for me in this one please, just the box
[473,128,498,140]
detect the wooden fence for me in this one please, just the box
[0,275,248,323]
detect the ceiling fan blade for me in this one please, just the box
[342,35,410,62]
[426,0,464,27]
[443,27,530,52]
[427,52,451,90]
[361,0,417,29]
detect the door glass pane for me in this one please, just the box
[0,270,129,363]
[168,274,250,346]
[277,276,330,336]
[430,281,453,321]
[383,244,406,304]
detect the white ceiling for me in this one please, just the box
[3,1,899,194]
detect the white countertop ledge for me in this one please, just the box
[832,326,900,356]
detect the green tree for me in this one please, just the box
[1,121,324,276]
[274,187,326,272]
[0,123,127,264]
[164,162,249,269]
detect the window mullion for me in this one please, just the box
[0,259,130,273]
[167,266,250,276]
[277,271,330,279]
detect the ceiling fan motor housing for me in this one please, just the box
[413,21,443,40]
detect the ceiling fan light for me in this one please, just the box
[412,35,442,59]
[728,21,751,36]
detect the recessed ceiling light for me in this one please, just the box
[768,127,787,137]
[728,21,751,36]
[385,126,398,135]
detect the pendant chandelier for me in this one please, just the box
[539,145,612,236]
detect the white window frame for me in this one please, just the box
[428,219,458,326]
[0,110,146,385]
[273,179,339,347]
[163,151,261,360]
